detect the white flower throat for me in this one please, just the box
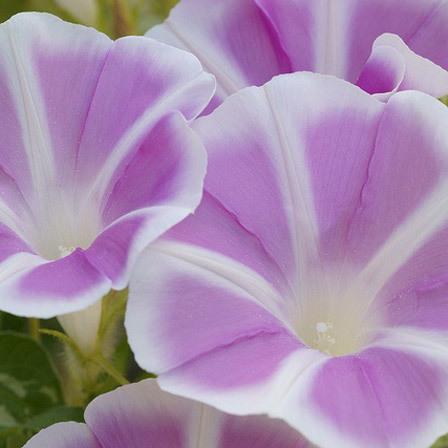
[57,245,76,257]
[291,270,379,357]
[27,192,101,260]
[314,321,336,354]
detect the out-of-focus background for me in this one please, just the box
[0,0,178,37]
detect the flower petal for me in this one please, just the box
[356,0,448,73]
[80,111,207,289]
[218,412,310,448]
[126,242,299,374]
[0,168,35,241]
[163,192,290,295]
[24,422,100,448]
[259,0,448,83]
[101,113,205,225]
[146,0,290,108]
[74,36,214,206]
[127,242,326,418]
[87,378,312,447]
[192,72,383,286]
[373,225,448,332]
[0,224,32,263]
[0,12,111,198]
[346,0,448,81]
[255,0,345,75]
[0,249,110,318]
[158,337,323,418]
[79,48,211,289]
[151,0,448,103]
[356,38,406,98]
[279,332,448,448]
[85,380,193,447]
[0,12,213,206]
[345,91,448,301]
[358,33,448,100]
[85,208,188,290]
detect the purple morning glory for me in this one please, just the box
[127,72,448,448]
[147,0,448,108]
[0,12,214,319]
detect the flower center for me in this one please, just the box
[28,195,101,260]
[293,272,379,357]
[297,316,368,356]
[297,314,371,356]
[314,321,336,354]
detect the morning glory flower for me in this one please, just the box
[147,0,448,108]
[0,13,214,319]
[127,73,448,448]
[24,379,310,447]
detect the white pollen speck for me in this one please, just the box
[316,322,329,333]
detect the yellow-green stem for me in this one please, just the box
[91,353,129,386]
[28,318,40,342]
[112,0,135,38]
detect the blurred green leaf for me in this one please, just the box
[149,0,177,18]
[0,314,26,334]
[433,434,448,448]
[131,0,178,34]
[0,0,28,22]
[0,332,64,445]
[0,0,180,37]
[0,428,30,448]
[23,406,83,431]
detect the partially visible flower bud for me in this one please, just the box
[55,0,98,26]
[58,300,102,355]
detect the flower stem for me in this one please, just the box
[40,327,130,386]
[112,0,135,38]
[28,318,40,342]
[39,328,83,357]
[91,353,129,386]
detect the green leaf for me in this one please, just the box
[0,314,26,334]
[433,434,448,448]
[0,332,62,430]
[440,95,448,106]
[23,406,83,431]
[0,0,28,22]
[0,428,30,448]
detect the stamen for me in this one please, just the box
[314,321,336,355]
